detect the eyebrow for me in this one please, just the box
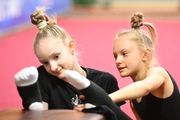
[39,60,45,63]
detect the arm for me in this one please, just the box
[129,100,141,120]
[14,66,43,111]
[109,67,166,103]
[65,70,132,120]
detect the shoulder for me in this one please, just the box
[151,67,176,83]
[37,65,52,77]
[37,65,57,81]
[148,67,169,78]
[86,67,116,78]
[37,65,49,82]
[146,67,172,87]
[37,65,47,74]
[85,67,120,92]
[85,67,118,82]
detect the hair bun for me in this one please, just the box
[30,11,48,25]
[130,12,144,29]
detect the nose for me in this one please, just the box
[115,55,123,64]
[49,61,58,72]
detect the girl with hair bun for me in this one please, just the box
[70,11,180,120]
[14,7,131,120]
[108,12,180,120]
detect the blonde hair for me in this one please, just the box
[115,12,158,66]
[30,7,72,48]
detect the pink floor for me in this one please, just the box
[0,17,180,119]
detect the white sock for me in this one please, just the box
[14,66,38,87]
[65,70,90,90]
[84,103,96,109]
[29,102,43,111]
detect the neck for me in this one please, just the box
[75,65,87,78]
[131,66,151,82]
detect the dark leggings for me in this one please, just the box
[17,82,42,110]
[80,81,132,120]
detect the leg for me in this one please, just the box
[14,66,43,111]
[81,82,131,120]
[65,70,131,120]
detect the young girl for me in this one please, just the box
[72,12,180,120]
[14,7,131,120]
[108,12,180,120]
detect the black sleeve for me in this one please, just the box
[80,81,132,120]
[82,105,118,120]
[17,82,42,110]
[37,66,49,103]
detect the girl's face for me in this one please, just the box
[34,36,76,79]
[113,36,144,78]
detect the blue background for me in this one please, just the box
[0,0,72,37]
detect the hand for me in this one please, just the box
[73,95,85,111]
[74,104,85,112]
[74,103,96,111]
[14,66,38,87]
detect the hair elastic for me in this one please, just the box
[37,21,47,30]
[132,23,143,29]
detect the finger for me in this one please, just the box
[74,107,83,112]
[76,104,85,107]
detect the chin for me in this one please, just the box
[120,75,128,78]
[119,72,129,78]
[56,74,62,79]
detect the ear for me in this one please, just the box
[68,39,76,54]
[142,48,151,62]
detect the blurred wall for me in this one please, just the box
[0,0,72,38]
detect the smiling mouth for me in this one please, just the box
[56,68,62,75]
[118,67,126,72]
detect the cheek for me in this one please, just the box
[44,66,51,74]
[59,54,72,66]
[124,55,139,66]
[130,58,142,70]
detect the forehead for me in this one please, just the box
[38,36,64,46]
[113,37,137,49]
[34,37,66,58]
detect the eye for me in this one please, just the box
[42,62,49,65]
[54,54,60,59]
[122,52,128,56]
[113,54,117,59]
